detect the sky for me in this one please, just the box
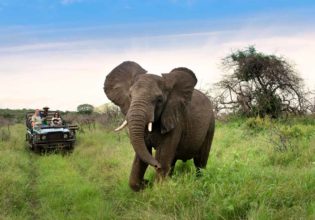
[0,0,315,110]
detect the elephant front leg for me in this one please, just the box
[155,131,180,181]
[129,155,149,191]
[155,153,176,181]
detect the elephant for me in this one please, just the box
[104,61,215,191]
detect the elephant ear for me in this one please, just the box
[160,67,197,134]
[104,61,147,115]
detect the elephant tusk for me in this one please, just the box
[114,120,128,132]
[148,122,152,132]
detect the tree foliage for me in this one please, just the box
[77,104,94,115]
[214,46,313,118]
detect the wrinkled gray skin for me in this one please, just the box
[104,61,215,191]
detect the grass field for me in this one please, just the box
[0,117,314,219]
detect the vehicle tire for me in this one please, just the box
[33,144,41,153]
[33,144,37,152]
[66,144,74,153]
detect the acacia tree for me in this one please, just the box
[215,46,312,118]
[77,104,94,115]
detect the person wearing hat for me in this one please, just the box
[40,106,49,126]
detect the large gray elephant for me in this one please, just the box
[104,61,215,191]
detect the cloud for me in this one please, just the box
[0,22,314,110]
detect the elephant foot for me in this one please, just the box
[140,179,150,189]
[196,168,202,177]
[155,169,170,183]
[129,179,150,192]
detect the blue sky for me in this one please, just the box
[0,0,315,110]
[1,0,314,43]
[1,0,315,26]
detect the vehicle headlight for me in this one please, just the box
[64,134,68,139]
[41,135,46,140]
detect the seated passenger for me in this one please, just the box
[31,109,42,129]
[50,112,62,126]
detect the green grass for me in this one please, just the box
[0,117,314,219]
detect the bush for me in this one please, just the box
[244,116,271,133]
[0,128,11,141]
[267,124,312,152]
[77,104,94,115]
[0,108,33,123]
[62,109,124,133]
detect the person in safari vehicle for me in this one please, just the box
[40,106,49,126]
[50,112,63,126]
[31,109,42,129]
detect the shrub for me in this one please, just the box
[77,104,94,115]
[0,128,11,141]
[244,116,271,133]
[267,124,308,152]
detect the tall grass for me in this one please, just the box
[0,125,32,219]
[0,117,314,219]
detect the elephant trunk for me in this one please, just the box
[127,101,161,169]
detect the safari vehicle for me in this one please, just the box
[25,111,79,151]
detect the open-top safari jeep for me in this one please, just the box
[25,111,79,151]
